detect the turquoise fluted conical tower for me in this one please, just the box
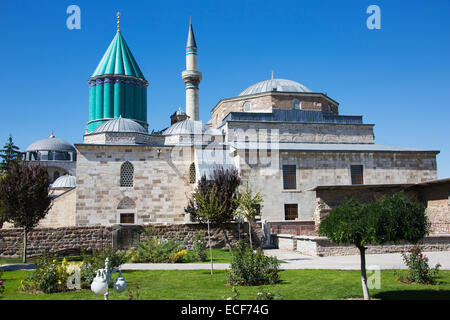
[87,14,148,133]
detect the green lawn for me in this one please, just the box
[1,269,449,300]
[0,257,27,265]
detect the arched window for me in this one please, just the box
[120,161,134,187]
[243,101,251,112]
[189,162,196,184]
[292,99,301,110]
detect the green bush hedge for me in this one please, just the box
[227,241,279,286]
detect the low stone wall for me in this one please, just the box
[0,226,111,257]
[0,222,262,258]
[269,221,316,236]
[274,234,450,256]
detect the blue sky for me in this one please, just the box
[0,0,449,178]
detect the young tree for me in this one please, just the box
[192,185,226,274]
[235,186,264,249]
[0,135,21,174]
[318,192,429,300]
[185,167,241,250]
[0,162,52,263]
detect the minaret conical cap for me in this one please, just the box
[186,17,197,49]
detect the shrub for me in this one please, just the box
[192,232,207,262]
[227,241,279,286]
[79,248,127,289]
[126,236,186,263]
[20,254,76,293]
[400,247,441,284]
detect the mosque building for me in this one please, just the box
[23,15,439,228]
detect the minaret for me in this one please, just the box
[182,18,202,121]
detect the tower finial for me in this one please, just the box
[117,12,121,32]
[50,130,55,138]
[271,70,274,80]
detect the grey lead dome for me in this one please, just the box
[92,117,148,134]
[26,136,75,152]
[50,175,76,189]
[239,79,312,96]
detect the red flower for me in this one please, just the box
[419,254,423,259]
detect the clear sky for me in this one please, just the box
[0,0,449,178]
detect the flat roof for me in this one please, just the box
[229,142,440,154]
[309,178,449,191]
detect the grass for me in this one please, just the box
[0,257,25,265]
[1,269,449,300]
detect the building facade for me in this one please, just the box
[22,16,439,228]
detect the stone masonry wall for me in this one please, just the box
[225,121,375,144]
[237,151,437,222]
[75,145,195,226]
[0,226,111,257]
[0,223,263,257]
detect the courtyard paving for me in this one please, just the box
[120,249,450,271]
[2,250,449,271]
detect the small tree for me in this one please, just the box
[235,186,263,249]
[0,135,21,175]
[185,167,241,250]
[0,135,21,229]
[192,185,226,274]
[0,162,52,263]
[318,192,429,300]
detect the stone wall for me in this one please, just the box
[275,234,450,256]
[39,188,77,228]
[237,151,437,222]
[0,226,111,257]
[313,180,449,234]
[75,144,195,226]
[225,121,375,144]
[211,92,339,128]
[0,222,263,258]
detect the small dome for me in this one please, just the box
[26,134,75,152]
[239,79,311,96]
[163,120,220,136]
[92,117,148,134]
[172,108,187,117]
[50,175,76,189]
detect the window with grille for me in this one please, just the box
[189,163,196,184]
[120,161,134,187]
[283,165,296,190]
[351,165,364,185]
[284,204,298,220]
[120,213,135,224]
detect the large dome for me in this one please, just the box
[26,134,75,152]
[239,79,311,96]
[163,120,220,136]
[91,117,148,134]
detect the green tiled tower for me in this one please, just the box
[87,13,148,133]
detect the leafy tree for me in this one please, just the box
[235,186,264,249]
[192,185,226,274]
[185,167,241,250]
[0,162,52,263]
[0,135,21,174]
[318,192,429,300]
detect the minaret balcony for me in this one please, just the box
[182,70,202,83]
